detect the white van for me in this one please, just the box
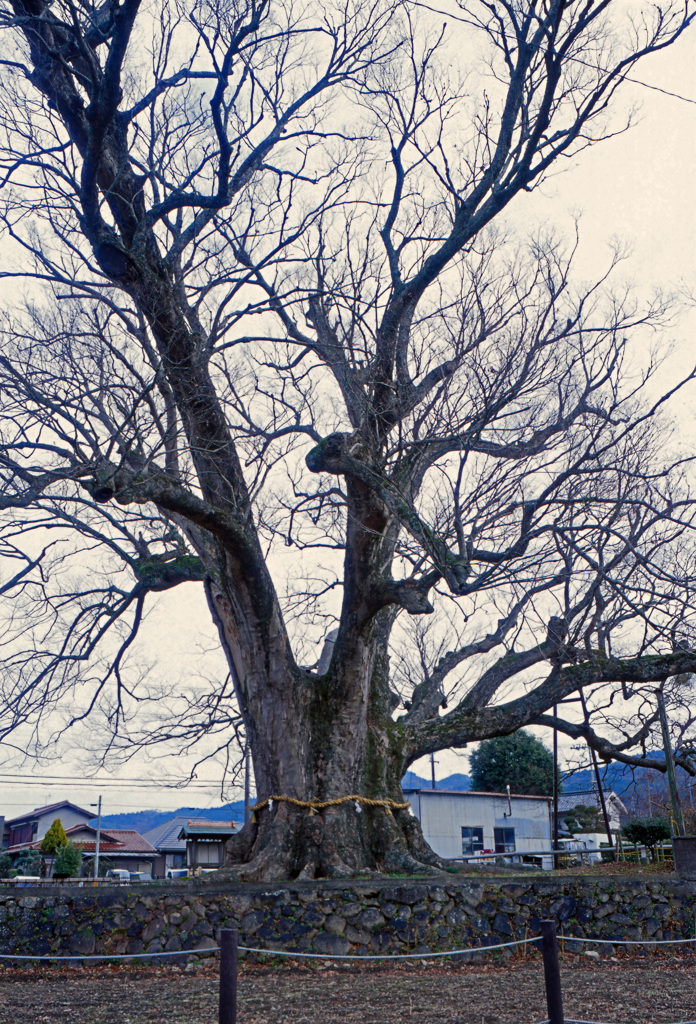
[165,868,189,879]
[129,871,152,882]
[105,869,130,882]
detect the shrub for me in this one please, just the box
[15,849,42,875]
[41,818,68,854]
[53,842,83,878]
[622,816,671,859]
[0,853,11,877]
[563,804,604,834]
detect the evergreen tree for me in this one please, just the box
[469,731,559,796]
[40,818,68,854]
[622,816,671,860]
[53,842,83,878]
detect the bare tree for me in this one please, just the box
[0,0,695,879]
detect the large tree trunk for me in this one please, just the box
[209,584,442,880]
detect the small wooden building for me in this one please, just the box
[177,820,239,872]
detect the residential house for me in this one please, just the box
[2,808,157,875]
[177,820,239,872]
[66,827,157,875]
[405,789,553,865]
[142,816,216,877]
[1,801,93,853]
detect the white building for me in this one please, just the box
[405,789,552,865]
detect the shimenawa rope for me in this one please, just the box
[249,794,410,822]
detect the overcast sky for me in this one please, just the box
[1,14,695,824]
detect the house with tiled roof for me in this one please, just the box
[142,816,215,877]
[2,804,157,875]
[60,827,157,874]
[1,801,93,852]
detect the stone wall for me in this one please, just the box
[1,876,695,960]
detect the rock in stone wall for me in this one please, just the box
[0,877,694,960]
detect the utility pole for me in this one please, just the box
[656,689,686,836]
[92,795,102,883]
[430,752,437,790]
[552,706,559,856]
[243,746,251,826]
[579,689,615,860]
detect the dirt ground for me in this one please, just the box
[0,952,694,1024]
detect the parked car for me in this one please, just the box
[105,869,130,882]
[165,868,189,879]
[129,871,152,882]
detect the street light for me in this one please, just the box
[91,796,102,883]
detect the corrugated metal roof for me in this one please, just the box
[405,788,552,802]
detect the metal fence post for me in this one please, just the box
[219,928,238,1024]
[539,920,564,1024]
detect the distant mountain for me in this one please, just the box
[402,771,470,791]
[561,758,673,797]
[99,801,246,833]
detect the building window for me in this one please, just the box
[9,824,33,847]
[462,827,484,856]
[494,827,516,853]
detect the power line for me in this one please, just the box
[0,779,231,789]
[0,773,235,786]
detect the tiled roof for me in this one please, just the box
[142,816,216,852]
[68,842,137,854]
[65,824,119,841]
[77,842,156,857]
[178,820,238,839]
[101,830,157,854]
[13,826,156,856]
[557,790,624,813]
[5,800,93,826]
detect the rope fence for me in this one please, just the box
[0,927,695,1023]
[1,930,695,962]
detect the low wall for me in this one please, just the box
[1,876,695,959]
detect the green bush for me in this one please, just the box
[622,816,671,858]
[563,804,604,834]
[15,849,42,875]
[0,852,11,877]
[54,842,83,878]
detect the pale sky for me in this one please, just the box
[1,14,695,823]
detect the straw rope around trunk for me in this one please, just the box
[249,795,410,822]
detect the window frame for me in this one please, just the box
[494,826,516,853]
[461,826,484,856]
